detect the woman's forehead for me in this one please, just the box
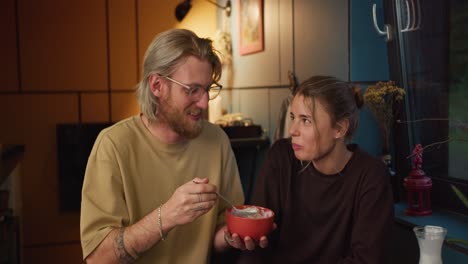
[292,95,330,118]
[292,95,319,110]
[291,95,308,111]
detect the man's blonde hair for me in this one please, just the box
[136,29,222,121]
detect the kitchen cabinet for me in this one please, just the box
[18,0,108,91]
[350,0,390,82]
[0,0,19,92]
[293,0,389,83]
[294,0,349,82]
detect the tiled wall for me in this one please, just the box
[218,87,291,140]
[0,0,387,262]
[214,0,294,142]
[0,0,218,262]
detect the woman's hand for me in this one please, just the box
[223,224,277,250]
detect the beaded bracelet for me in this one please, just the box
[158,206,166,241]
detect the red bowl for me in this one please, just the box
[225,205,274,241]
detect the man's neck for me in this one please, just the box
[140,114,186,144]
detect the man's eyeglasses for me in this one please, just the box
[163,76,222,100]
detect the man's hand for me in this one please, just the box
[162,177,218,229]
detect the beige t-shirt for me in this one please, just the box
[80,115,244,263]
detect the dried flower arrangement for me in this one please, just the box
[364,80,406,154]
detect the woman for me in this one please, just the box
[236,75,394,263]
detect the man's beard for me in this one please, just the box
[158,95,204,139]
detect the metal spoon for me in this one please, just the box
[215,191,236,208]
[192,180,259,217]
[216,191,259,217]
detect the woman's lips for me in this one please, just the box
[292,143,302,151]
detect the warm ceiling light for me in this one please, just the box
[175,0,192,22]
[175,0,231,22]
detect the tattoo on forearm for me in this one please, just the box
[113,228,137,264]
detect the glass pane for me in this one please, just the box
[448,0,468,181]
[394,0,451,178]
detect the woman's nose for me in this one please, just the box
[289,121,299,137]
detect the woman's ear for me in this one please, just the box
[148,74,163,98]
[334,119,350,139]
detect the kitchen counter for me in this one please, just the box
[393,202,468,263]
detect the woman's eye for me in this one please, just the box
[302,118,312,125]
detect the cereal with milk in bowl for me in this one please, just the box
[226,205,275,240]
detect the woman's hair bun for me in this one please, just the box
[351,85,364,109]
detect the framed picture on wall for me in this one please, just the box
[238,0,264,55]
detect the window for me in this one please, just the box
[388,0,468,215]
